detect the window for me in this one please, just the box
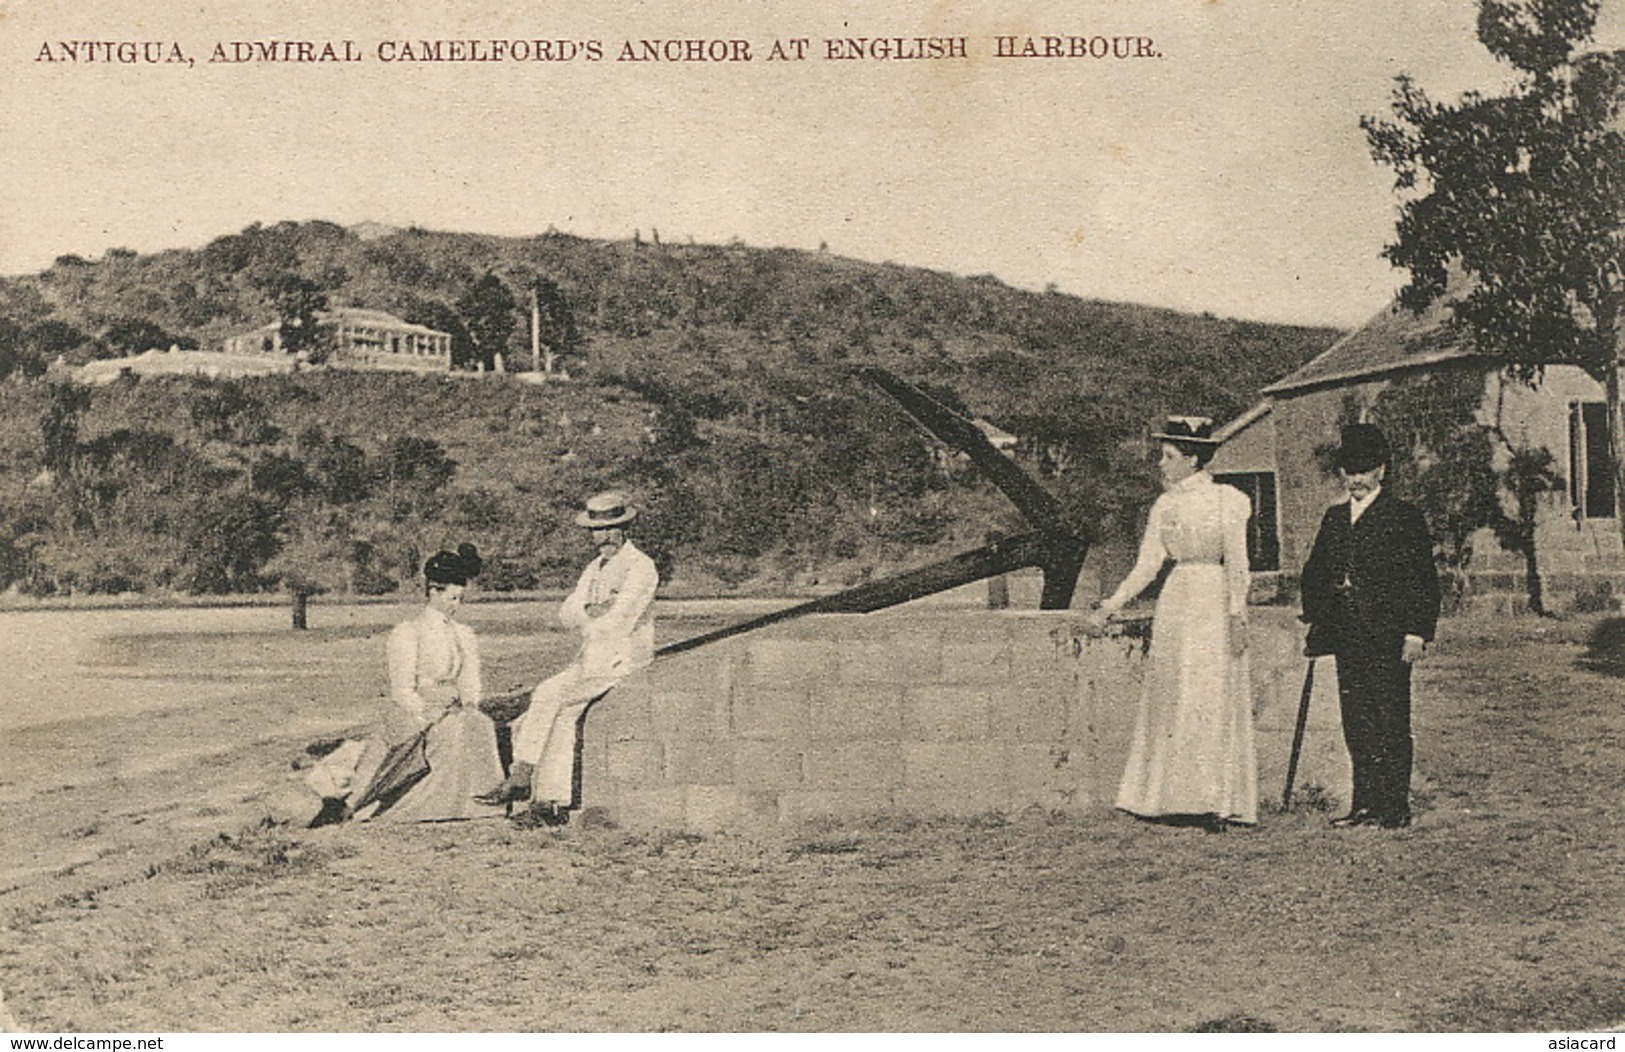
[1212,471,1280,572]
[1567,401,1615,521]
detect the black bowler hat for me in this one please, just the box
[425,543,482,586]
[1150,415,1219,445]
[1335,424,1391,473]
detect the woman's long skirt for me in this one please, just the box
[1115,563,1258,824]
[356,708,504,823]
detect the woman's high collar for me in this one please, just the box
[1171,469,1212,493]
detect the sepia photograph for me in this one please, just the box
[1,0,1623,1036]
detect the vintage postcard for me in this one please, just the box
[2,0,1623,1038]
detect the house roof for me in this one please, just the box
[1213,400,1271,443]
[224,308,451,343]
[321,307,448,337]
[1263,293,1485,395]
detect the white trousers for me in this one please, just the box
[510,664,620,804]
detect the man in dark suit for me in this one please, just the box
[1301,424,1440,830]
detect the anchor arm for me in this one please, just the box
[656,531,1053,657]
[654,368,1102,659]
[856,365,1090,608]
[856,367,1076,539]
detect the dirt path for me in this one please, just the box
[2,611,1622,1032]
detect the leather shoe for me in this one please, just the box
[510,802,569,828]
[307,797,351,828]
[1376,814,1412,829]
[473,779,531,806]
[1329,810,1377,829]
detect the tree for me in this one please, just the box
[1492,446,1565,615]
[101,317,174,358]
[40,383,90,481]
[0,316,36,378]
[1363,0,1625,531]
[1366,371,1566,616]
[188,381,281,492]
[454,272,517,372]
[178,491,283,594]
[296,426,372,504]
[262,505,359,624]
[530,275,581,373]
[397,297,475,368]
[22,318,94,368]
[256,273,331,362]
[377,435,457,504]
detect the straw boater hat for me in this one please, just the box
[576,490,638,528]
[1150,416,1220,445]
[1334,423,1391,474]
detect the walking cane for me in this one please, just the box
[1282,658,1317,811]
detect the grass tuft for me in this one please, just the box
[787,834,863,859]
[159,817,334,897]
[1191,1014,1279,1032]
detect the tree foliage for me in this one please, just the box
[256,273,331,362]
[1364,369,1565,615]
[1363,0,1625,518]
[531,274,581,373]
[101,316,187,358]
[0,318,93,375]
[455,272,517,371]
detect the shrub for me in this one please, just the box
[1579,616,1625,676]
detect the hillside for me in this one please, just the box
[0,221,1340,598]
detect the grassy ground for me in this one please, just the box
[1,610,1622,1032]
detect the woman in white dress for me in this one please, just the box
[362,543,506,821]
[1086,417,1258,831]
[309,543,506,824]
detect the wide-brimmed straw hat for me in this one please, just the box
[1150,416,1220,445]
[575,490,638,528]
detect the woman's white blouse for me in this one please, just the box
[1102,471,1252,617]
[386,607,482,724]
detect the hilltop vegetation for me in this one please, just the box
[0,221,1338,598]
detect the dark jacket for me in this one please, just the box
[1301,489,1440,654]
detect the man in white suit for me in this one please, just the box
[476,490,658,825]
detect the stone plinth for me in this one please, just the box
[579,607,1353,832]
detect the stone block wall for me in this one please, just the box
[579,607,1353,832]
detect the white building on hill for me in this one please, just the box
[221,307,453,373]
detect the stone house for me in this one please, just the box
[221,307,453,373]
[1207,293,1624,613]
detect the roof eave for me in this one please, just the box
[1213,400,1272,442]
[1262,348,1489,396]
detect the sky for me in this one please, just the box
[2,0,1622,328]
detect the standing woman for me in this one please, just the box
[356,543,505,822]
[1086,417,1257,830]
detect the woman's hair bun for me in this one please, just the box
[425,542,483,586]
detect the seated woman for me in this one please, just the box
[313,543,505,824]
